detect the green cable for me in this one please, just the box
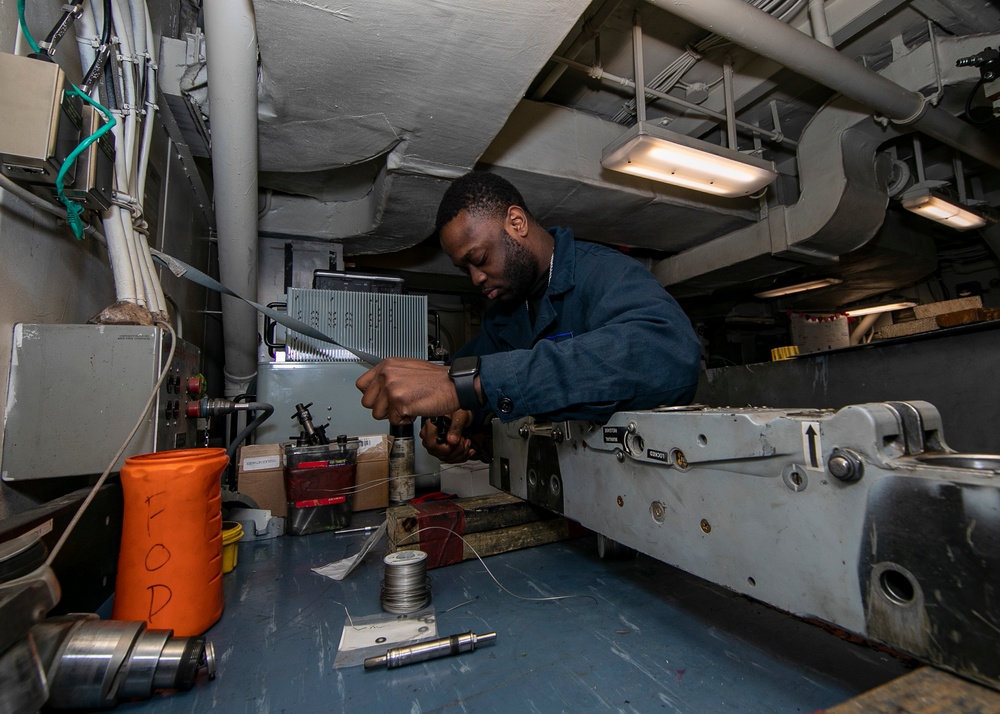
[56,86,117,240]
[17,0,42,53]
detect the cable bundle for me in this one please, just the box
[380,551,431,614]
[17,0,168,322]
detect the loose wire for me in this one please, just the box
[45,320,177,567]
[321,461,487,499]
[396,526,596,605]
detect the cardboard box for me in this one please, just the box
[913,296,982,319]
[237,443,286,517]
[439,462,499,498]
[353,434,391,512]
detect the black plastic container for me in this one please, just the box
[283,435,357,536]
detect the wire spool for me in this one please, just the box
[381,550,431,614]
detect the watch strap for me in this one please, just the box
[449,356,481,411]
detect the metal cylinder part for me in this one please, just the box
[363,631,497,670]
[31,616,214,709]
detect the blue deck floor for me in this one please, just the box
[118,525,911,713]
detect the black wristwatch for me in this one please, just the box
[449,356,482,410]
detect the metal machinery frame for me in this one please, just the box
[491,401,1000,690]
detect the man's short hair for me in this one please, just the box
[435,172,533,232]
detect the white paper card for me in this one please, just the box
[311,520,387,581]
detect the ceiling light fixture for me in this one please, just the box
[841,301,917,317]
[602,123,779,198]
[754,278,843,299]
[901,189,987,231]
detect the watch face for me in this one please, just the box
[450,356,480,376]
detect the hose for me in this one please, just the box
[226,402,275,461]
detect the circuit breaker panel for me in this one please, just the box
[1,324,201,480]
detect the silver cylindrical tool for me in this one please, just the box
[363,631,496,670]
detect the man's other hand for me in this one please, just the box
[355,358,460,424]
[419,409,477,463]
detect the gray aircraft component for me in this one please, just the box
[491,401,1000,690]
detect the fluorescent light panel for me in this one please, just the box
[842,302,917,317]
[601,123,779,198]
[901,193,986,231]
[754,278,842,299]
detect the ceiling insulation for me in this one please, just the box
[155,0,1000,303]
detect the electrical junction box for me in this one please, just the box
[32,104,116,211]
[1,324,201,481]
[0,52,82,186]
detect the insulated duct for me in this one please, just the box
[203,0,260,396]
[646,0,1000,169]
[649,0,1000,290]
[653,95,896,289]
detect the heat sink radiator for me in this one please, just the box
[284,288,427,362]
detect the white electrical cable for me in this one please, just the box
[111,0,139,189]
[139,236,167,315]
[76,0,99,70]
[119,206,147,306]
[72,0,168,318]
[101,156,140,303]
[135,5,157,208]
[77,0,141,306]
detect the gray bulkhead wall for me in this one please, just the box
[0,5,213,518]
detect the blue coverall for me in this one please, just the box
[456,226,702,424]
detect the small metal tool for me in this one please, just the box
[430,415,450,444]
[363,631,496,670]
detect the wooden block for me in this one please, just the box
[386,492,580,568]
[823,667,1000,714]
[875,317,939,339]
[936,307,1000,328]
[913,296,982,319]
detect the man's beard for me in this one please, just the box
[498,229,540,303]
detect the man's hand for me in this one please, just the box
[355,358,460,424]
[420,409,478,463]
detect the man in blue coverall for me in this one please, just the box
[356,172,701,463]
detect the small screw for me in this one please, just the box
[650,501,665,523]
[674,450,688,469]
[700,519,712,534]
[627,422,637,434]
[519,424,530,439]
[617,495,624,507]
[615,449,625,463]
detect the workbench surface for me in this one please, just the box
[118,524,911,713]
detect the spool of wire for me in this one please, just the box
[381,550,431,614]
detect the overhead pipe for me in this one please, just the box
[203,0,260,397]
[531,0,623,101]
[551,56,795,146]
[645,0,1000,170]
[808,0,834,48]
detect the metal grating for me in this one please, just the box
[285,288,427,362]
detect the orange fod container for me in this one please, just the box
[112,448,229,636]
